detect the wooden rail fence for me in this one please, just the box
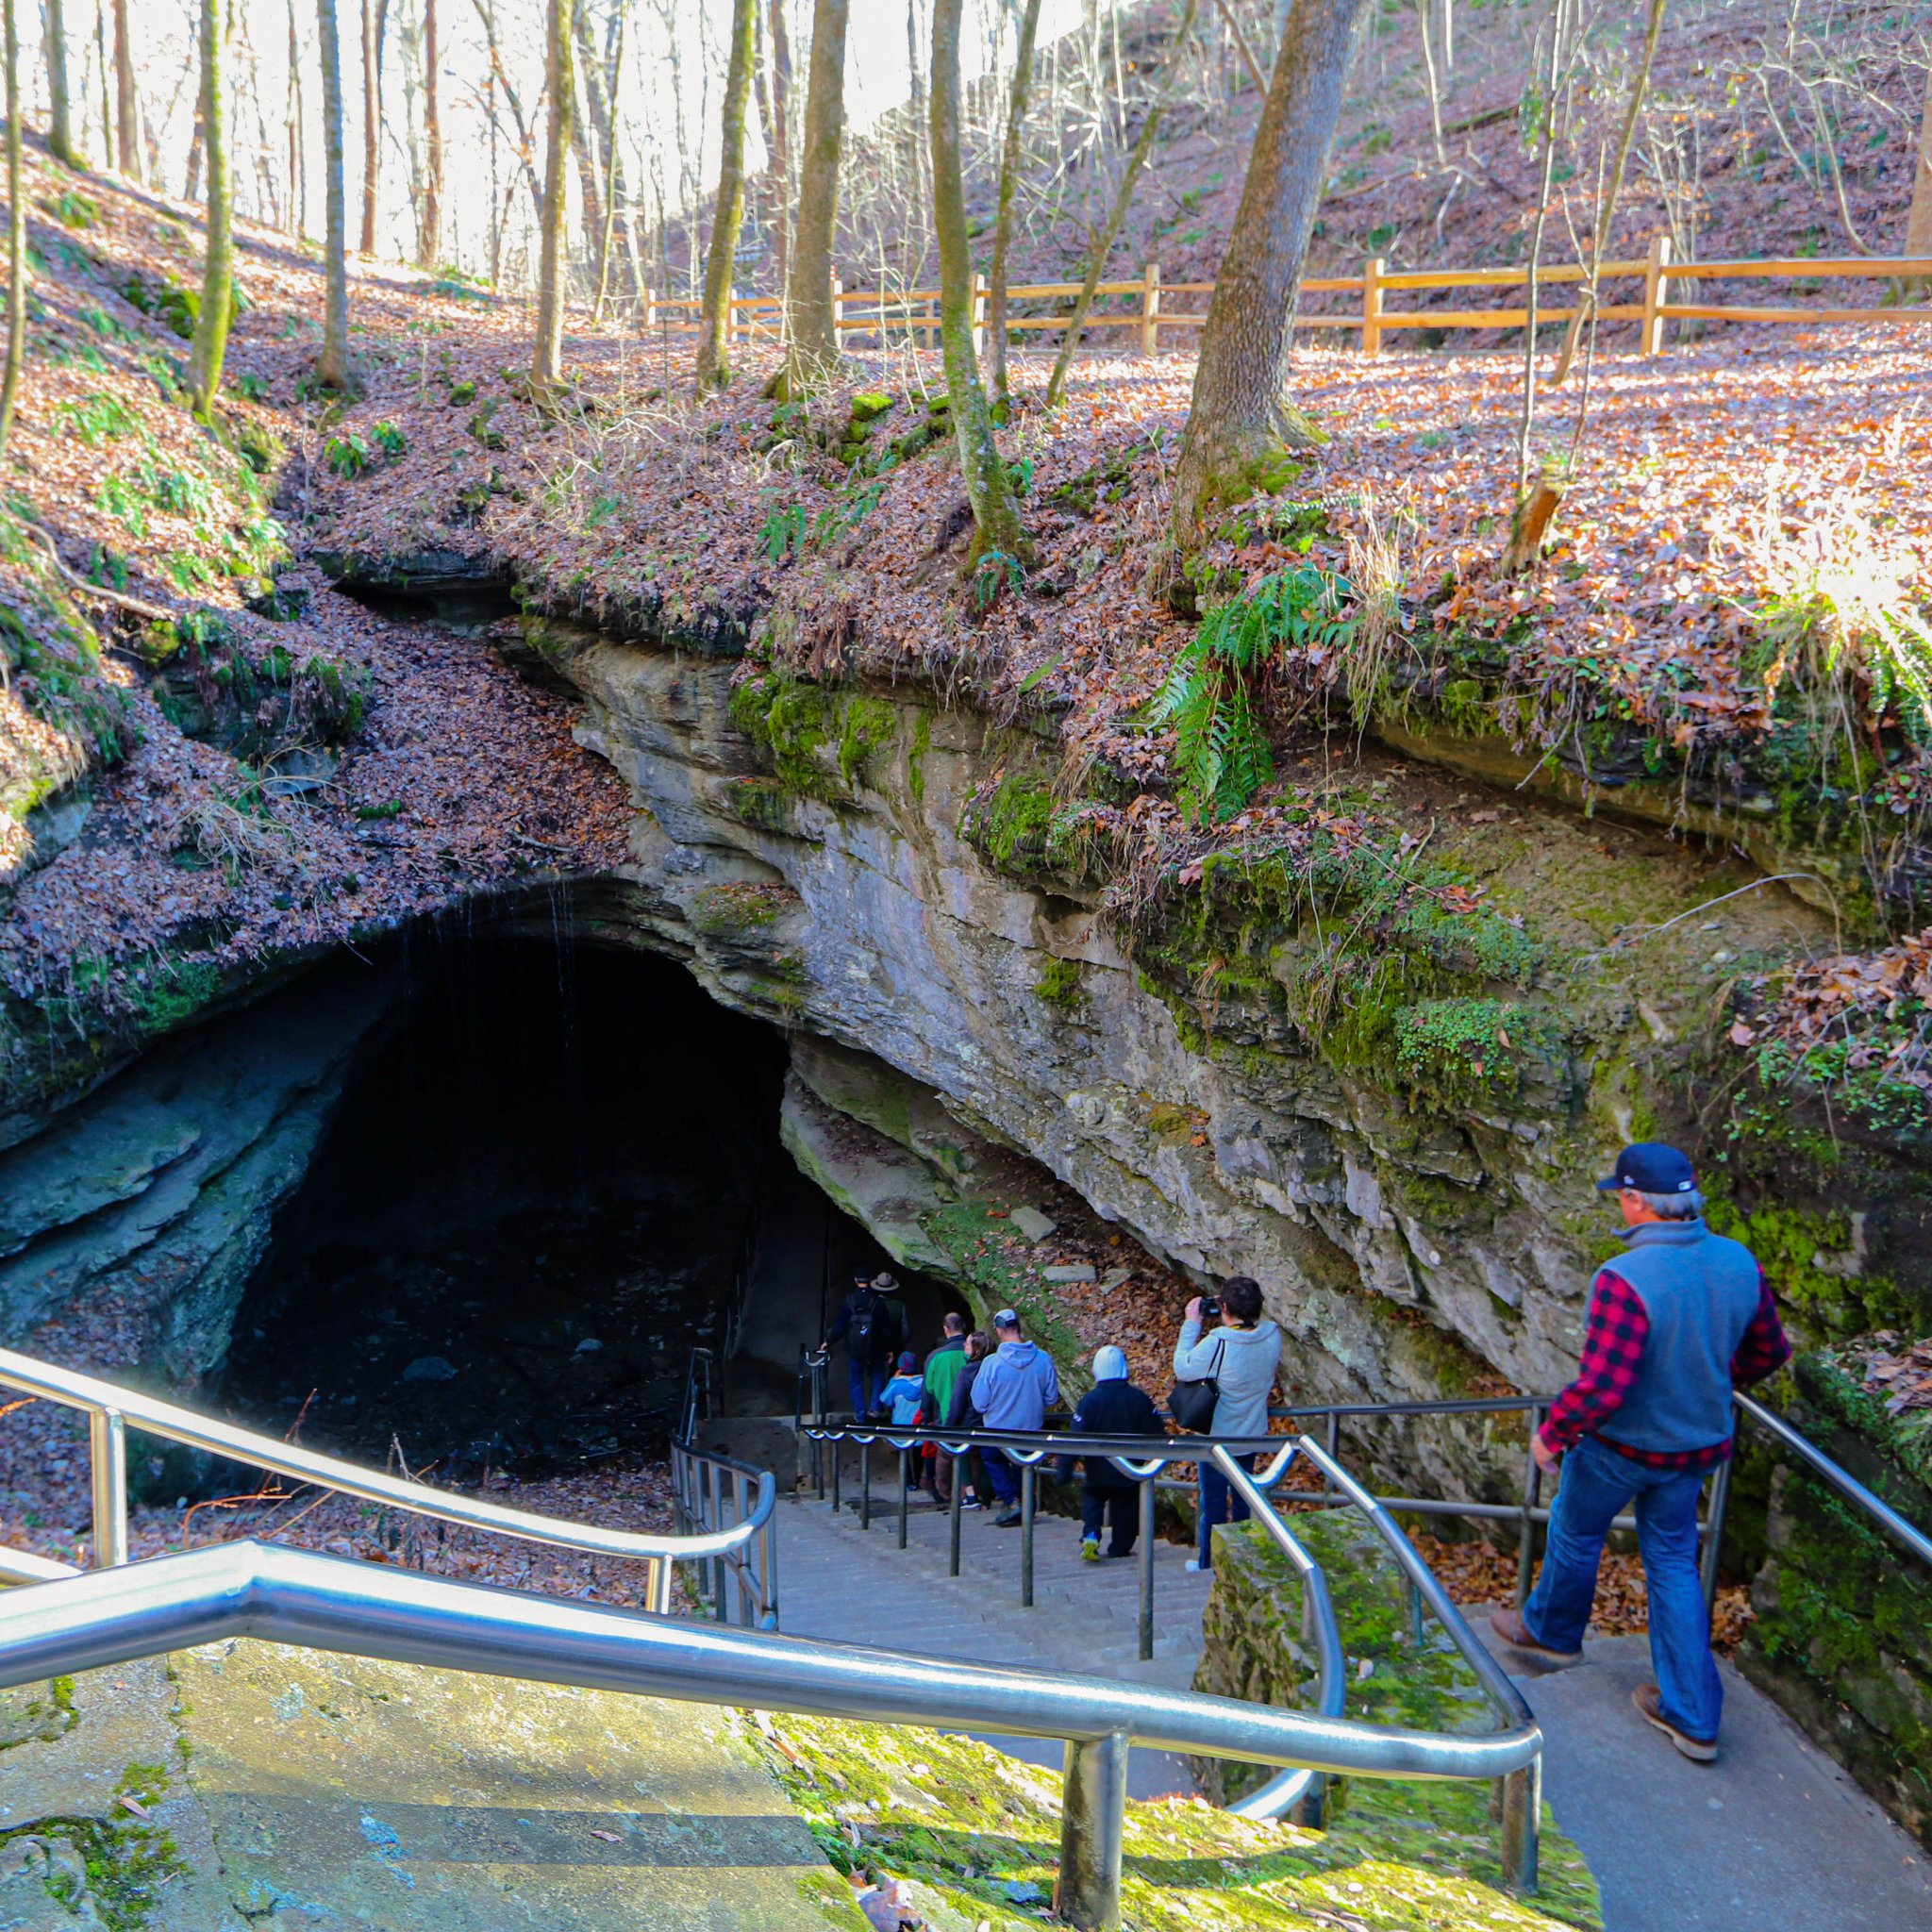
[636,238,1931,358]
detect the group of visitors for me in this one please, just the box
[824,1270,1282,1565]
[822,1141,1779,1764]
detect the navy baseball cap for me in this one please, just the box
[1596,1141,1697,1194]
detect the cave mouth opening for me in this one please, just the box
[223,931,962,1483]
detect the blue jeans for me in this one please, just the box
[847,1358,886,1420]
[983,1448,1020,1507]
[1524,1434,1722,1740]
[1197,1454,1256,1568]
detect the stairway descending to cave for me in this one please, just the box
[774,1477,1215,1796]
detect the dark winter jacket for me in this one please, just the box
[826,1286,908,1366]
[1058,1377,1163,1486]
[945,1355,985,1430]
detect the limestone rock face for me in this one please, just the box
[559,639,1602,1431]
[0,963,393,1385]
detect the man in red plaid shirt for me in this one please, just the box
[1491,1142,1790,1761]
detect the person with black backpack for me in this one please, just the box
[824,1272,908,1421]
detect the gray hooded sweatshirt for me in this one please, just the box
[1173,1318,1282,1438]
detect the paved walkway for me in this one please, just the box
[776,1488,1932,1928]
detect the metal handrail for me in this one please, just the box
[0,1343,777,1611]
[670,1439,781,1630]
[0,1537,1541,1928]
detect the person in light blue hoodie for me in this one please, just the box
[1173,1275,1281,1573]
[878,1352,926,1427]
[971,1308,1062,1526]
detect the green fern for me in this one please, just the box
[1151,565,1355,823]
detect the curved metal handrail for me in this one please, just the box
[0,1537,1541,1927]
[0,1344,774,1611]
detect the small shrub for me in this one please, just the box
[38,188,99,229]
[325,429,373,478]
[760,504,808,562]
[56,392,138,445]
[372,420,407,458]
[153,467,213,518]
[94,473,149,538]
[230,371,270,402]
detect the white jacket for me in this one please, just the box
[1173,1319,1281,1439]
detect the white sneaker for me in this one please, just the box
[1185,1558,1209,1573]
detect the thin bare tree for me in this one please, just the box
[421,0,442,266]
[987,0,1042,407]
[1163,0,1372,592]
[110,0,140,178]
[930,0,1028,565]
[781,0,850,393]
[760,0,793,297]
[1550,0,1665,385]
[1046,0,1198,408]
[190,0,234,422]
[0,0,25,458]
[318,0,353,390]
[46,0,83,165]
[530,0,574,396]
[359,0,388,254]
[1909,48,1932,264]
[697,0,758,391]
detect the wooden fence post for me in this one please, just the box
[642,284,657,332]
[1641,233,1673,357]
[1141,261,1161,356]
[726,284,738,342]
[972,271,988,358]
[1361,256,1385,356]
[831,275,844,342]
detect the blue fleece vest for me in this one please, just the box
[1596,1220,1762,1456]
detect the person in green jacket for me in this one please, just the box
[924,1312,970,1505]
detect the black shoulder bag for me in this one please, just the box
[1167,1336,1226,1434]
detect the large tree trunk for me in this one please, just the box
[697,0,757,391]
[1908,54,1932,264]
[1046,0,1197,408]
[0,0,25,458]
[359,0,387,254]
[318,0,352,390]
[568,1,607,302]
[1165,0,1371,577]
[530,0,574,396]
[110,0,140,179]
[45,0,81,166]
[782,0,849,393]
[930,0,1028,566]
[986,0,1042,406]
[421,0,442,266]
[190,0,233,422]
[1550,0,1664,384]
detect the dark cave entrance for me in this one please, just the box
[223,931,962,1479]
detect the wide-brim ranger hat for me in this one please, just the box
[1596,1141,1697,1195]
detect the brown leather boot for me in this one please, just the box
[1488,1605,1583,1666]
[1633,1682,1717,1761]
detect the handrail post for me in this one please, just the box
[1021,1459,1036,1608]
[897,1447,910,1551]
[1137,1477,1155,1662]
[830,1429,842,1514]
[90,1408,128,1569]
[1515,1405,1543,1607]
[1700,1453,1734,1610]
[1139,260,1160,355]
[1641,232,1672,356]
[859,1438,872,1531]
[949,1443,964,1575]
[1056,1729,1128,1931]
[1291,1577,1325,1828]
[1361,255,1385,356]
[1500,1753,1542,1894]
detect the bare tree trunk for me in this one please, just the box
[902,0,924,243]
[46,0,82,165]
[930,0,1028,566]
[987,0,1041,406]
[1047,0,1197,408]
[359,0,388,255]
[1165,0,1371,583]
[1210,0,1265,93]
[318,0,352,390]
[697,0,757,391]
[530,0,574,395]
[1550,0,1663,384]
[569,1,608,300]
[762,0,792,298]
[590,1,626,318]
[1415,0,1444,165]
[472,0,544,223]
[0,0,25,458]
[287,0,306,235]
[110,0,138,178]
[781,0,849,393]
[422,0,442,266]
[190,0,233,421]
[1907,51,1932,264]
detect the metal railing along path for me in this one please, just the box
[0,1343,776,1611]
[0,1537,1543,1928]
[672,1345,781,1627]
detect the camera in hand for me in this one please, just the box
[1198,1296,1222,1321]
